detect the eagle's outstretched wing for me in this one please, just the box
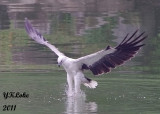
[76,30,147,75]
[25,18,64,57]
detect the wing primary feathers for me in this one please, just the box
[78,30,146,76]
[130,35,147,46]
[118,33,129,46]
[129,32,145,44]
[123,30,138,45]
[116,30,147,50]
[25,18,48,44]
[117,30,139,48]
[25,18,64,57]
[25,19,30,34]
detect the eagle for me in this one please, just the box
[25,18,146,95]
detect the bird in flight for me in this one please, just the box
[25,18,146,95]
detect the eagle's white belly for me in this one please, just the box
[64,60,80,77]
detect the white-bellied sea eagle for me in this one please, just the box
[25,18,147,95]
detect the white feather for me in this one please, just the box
[84,80,98,89]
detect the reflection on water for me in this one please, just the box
[65,92,97,114]
[0,0,160,114]
[0,4,10,29]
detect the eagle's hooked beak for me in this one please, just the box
[58,61,62,67]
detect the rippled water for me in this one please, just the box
[0,0,160,114]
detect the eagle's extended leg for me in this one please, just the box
[74,72,82,93]
[67,73,74,95]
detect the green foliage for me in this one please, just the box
[49,12,74,35]
[0,28,29,65]
[143,34,160,73]
[84,16,117,44]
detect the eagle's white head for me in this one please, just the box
[57,56,67,67]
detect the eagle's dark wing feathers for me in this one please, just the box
[76,30,147,75]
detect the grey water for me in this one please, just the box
[0,0,160,114]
